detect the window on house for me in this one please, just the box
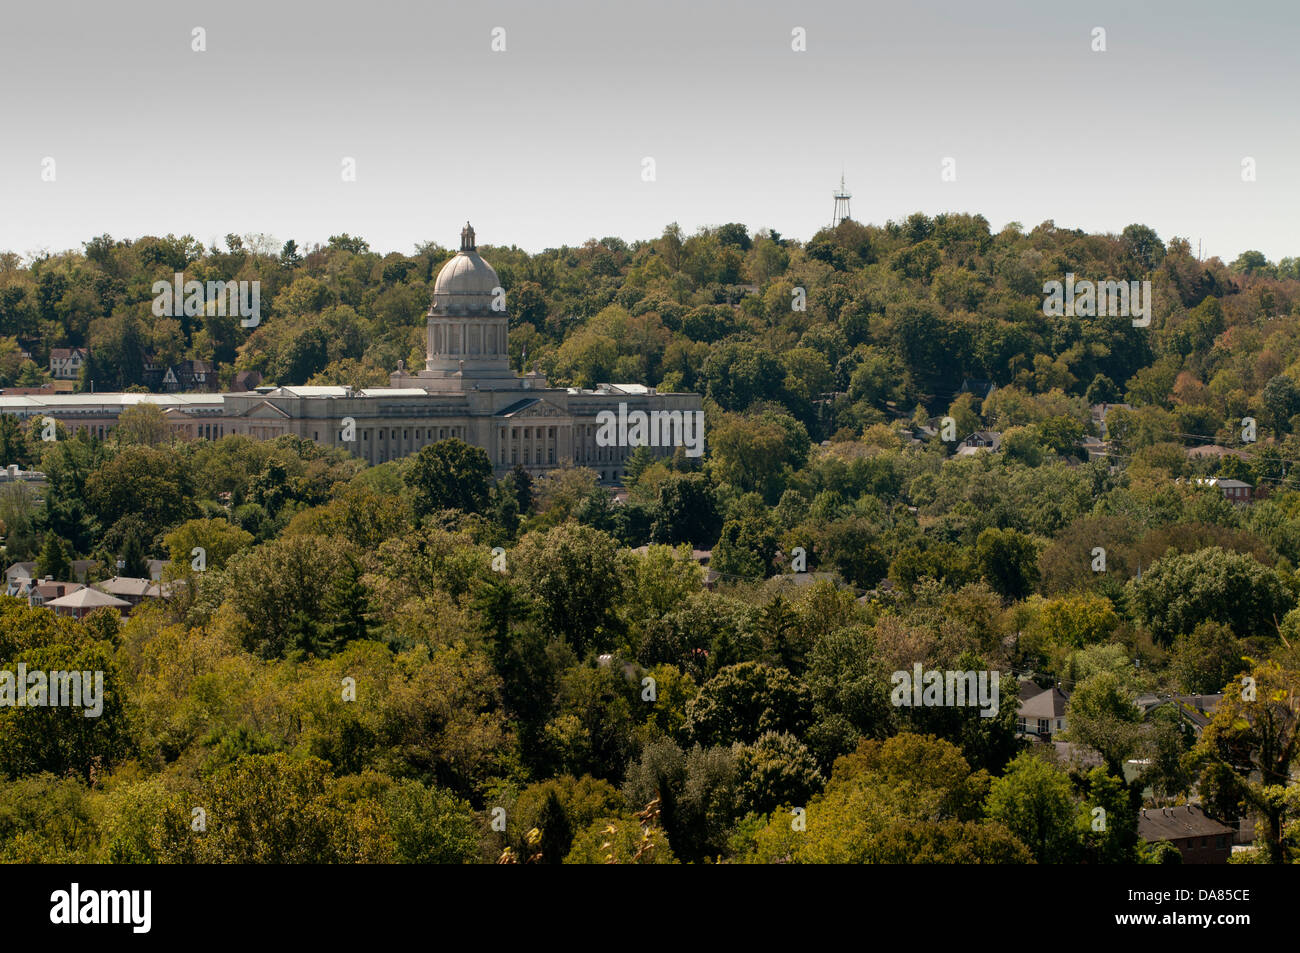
[1037,719,1049,735]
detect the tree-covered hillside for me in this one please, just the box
[2,217,1300,864]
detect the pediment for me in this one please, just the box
[241,401,292,420]
[496,397,569,419]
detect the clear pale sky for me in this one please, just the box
[1,0,1296,262]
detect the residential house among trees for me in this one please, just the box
[1016,682,1069,740]
[955,431,1002,456]
[1138,805,1235,864]
[46,585,130,620]
[49,347,89,380]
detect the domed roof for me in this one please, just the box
[431,223,501,315]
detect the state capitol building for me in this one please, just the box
[0,225,703,484]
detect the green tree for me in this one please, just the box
[1260,375,1300,432]
[686,661,813,746]
[1141,705,1195,802]
[1193,660,1300,863]
[985,752,1080,863]
[1128,547,1293,645]
[1171,621,1245,694]
[1064,671,1143,776]
[175,754,387,863]
[0,604,132,781]
[113,403,170,447]
[509,775,624,861]
[711,515,779,579]
[83,445,194,531]
[564,812,676,864]
[1078,767,1140,864]
[537,790,573,864]
[742,734,1005,864]
[507,463,534,514]
[405,438,494,519]
[623,445,656,488]
[381,779,481,864]
[513,524,624,656]
[0,413,31,466]
[321,553,371,653]
[224,533,353,658]
[118,525,148,577]
[163,518,255,573]
[733,731,823,817]
[648,472,721,548]
[805,624,895,763]
[541,663,639,781]
[34,531,73,581]
[974,527,1039,601]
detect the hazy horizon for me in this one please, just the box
[3,0,1297,264]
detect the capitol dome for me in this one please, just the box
[431,223,501,315]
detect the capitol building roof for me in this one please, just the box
[430,222,501,316]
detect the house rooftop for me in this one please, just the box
[1018,685,1070,719]
[1138,805,1234,842]
[45,587,128,609]
[95,576,154,598]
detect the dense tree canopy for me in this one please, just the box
[4,217,1300,863]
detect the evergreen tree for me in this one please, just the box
[472,576,522,643]
[0,414,29,467]
[761,595,799,670]
[118,528,148,578]
[34,530,73,581]
[279,239,302,268]
[508,463,533,514]
[321,554,370,653]
[285,610,325,660]
[537,790,573,864]
[490,480,521,538]
[624,446,655,487]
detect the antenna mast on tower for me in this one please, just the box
[832,172,852,227]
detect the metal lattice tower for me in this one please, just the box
[832,173,852,227]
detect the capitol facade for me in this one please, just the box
[0,224,704,484]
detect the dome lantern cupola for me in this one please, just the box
[424,222,510,377]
